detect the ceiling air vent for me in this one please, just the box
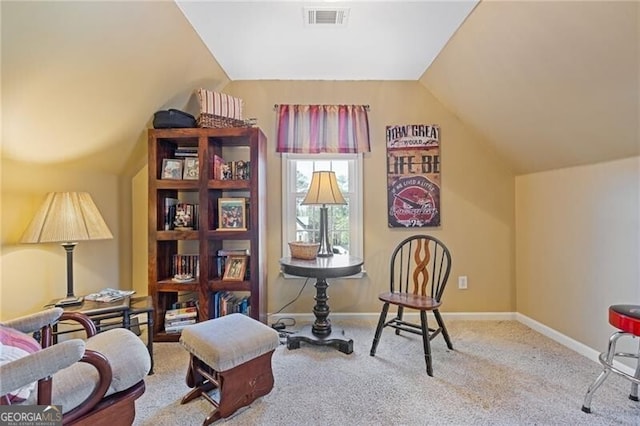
[304,7,350,26]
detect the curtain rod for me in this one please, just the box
[273,104,370,111]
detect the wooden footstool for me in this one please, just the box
[179,313,280,425]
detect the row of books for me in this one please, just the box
[166,250,257,281]
[211,292,250,318]
[172,254,199,280]
[164,199,199,230]
[213,155,250,180]
[164,306,197,333]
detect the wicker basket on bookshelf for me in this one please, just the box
[197,113,255,129]
[288,242,320,260]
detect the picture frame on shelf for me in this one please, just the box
[161,158,183,180]
[218,198,246,230]
[183,158,199,180]
[223,255,247,281]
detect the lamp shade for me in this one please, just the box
[21,192,113,244]
[301,171,346,206]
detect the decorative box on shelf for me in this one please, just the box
[195,88,256,128]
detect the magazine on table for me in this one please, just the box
[85,288,135,303]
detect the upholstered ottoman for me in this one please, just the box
[179,313,279,425]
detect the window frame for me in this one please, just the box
[281,153,364,262]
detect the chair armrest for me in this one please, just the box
[62,349,113,423]
[59,312,97,338]
[0,339,85,397]
[0,308,64,334]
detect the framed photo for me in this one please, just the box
[183,158,199,180]
[222,255,247,281]
[161,158,183,180]
[218,198,246,230]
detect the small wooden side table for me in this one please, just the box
[279,255,364,354]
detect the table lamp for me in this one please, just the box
[21,192,113,306]
[301,171,346,257]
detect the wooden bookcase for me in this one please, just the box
[148,127,267,342]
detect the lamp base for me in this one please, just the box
[55,296,84,307]
[317,206,333,257]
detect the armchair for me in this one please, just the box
[0,307,151,425]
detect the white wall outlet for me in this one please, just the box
[458,276,468,289]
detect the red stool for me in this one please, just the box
[582,304,640,413]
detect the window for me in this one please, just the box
[282,153,363,259]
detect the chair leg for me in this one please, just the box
[420,310,433,376]
[433,309,453,350]
[582,331,624,413]
[629,340,640,402]
[395,306,404,335]
[370,303,389,356]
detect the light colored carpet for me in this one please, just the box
[134,319,639,425]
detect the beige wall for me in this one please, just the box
[1,159,120,319]
[516,156,640,349]
[129,81,516,316]
[224,80,515,314]
[131,166,149,296]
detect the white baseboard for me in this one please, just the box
[268,311,516,323]
[268,311,636,376]
[516,313,636,377]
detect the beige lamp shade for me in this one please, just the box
[21,192,113,244]
[301,171,347,206]
[300,171,346,257]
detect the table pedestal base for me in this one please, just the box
[286,325,354,354]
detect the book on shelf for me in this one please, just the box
[165,317,197,327]
[217,249,249,256]
[174,147,198,157]
[163,198,179,230]
[213,155,225,180]
[211,291,250,319]
[164,306,198,321]
[165,317,196,329]
[171,298,198,310]
[164,320,196,333]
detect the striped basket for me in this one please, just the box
[197,113,254,129]
[196,88,253,128]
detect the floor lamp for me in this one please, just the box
[301,171,346,257]
[21,192,113,306]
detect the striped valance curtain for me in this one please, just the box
[276,104,371,153]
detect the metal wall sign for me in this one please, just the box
[386,124,441,228]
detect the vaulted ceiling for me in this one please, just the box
[2,1,638,175]
[175,0,478,80]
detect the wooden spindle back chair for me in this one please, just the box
[370,235,453,376]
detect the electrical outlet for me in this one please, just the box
[458,276,468,289]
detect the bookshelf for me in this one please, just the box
[148,127,267,342]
